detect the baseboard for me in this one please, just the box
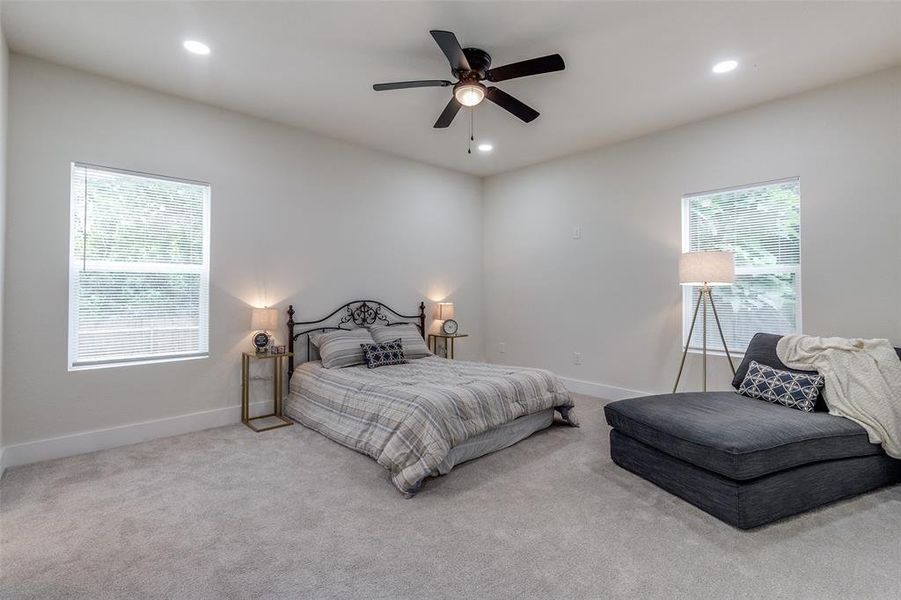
[0,400,270,473]
[558,376,648,401]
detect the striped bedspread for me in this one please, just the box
[286,356,578,496]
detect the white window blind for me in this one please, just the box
[68,163,210,369]
[682,178,801,354]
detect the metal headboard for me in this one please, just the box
[286,300,426,377]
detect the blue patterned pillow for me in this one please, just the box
[738,360,825,412]
[360,338,407,369]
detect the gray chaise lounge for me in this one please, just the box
[605,333,901,529]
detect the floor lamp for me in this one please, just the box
[673,251,737,392]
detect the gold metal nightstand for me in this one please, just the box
[241,351,294,432]
[428,334,468,359]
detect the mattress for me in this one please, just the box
[286,356,578,495]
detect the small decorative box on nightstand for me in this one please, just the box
[241,351,294,432]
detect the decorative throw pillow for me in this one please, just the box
[738,360,825,412]
[360,338,407,369]
[316,329,375,369]
[369,324,431,359]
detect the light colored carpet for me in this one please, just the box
[2,395,900,599]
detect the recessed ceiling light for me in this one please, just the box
[183,40,211,56]
[477,143,493,152]
[712,60,738,74]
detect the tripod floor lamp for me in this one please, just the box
[673,251,737,392]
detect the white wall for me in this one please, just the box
[3,55,483,451]
[0,20,8,464]
[3,53,899,464]
[483,67,901,396]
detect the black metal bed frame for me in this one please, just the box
[286,300,426,377]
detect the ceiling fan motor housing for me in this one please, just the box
[457,47,492,79]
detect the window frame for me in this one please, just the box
[680,177,803,356]
[67,162,211,371]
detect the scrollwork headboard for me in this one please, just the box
[286,300,426,376]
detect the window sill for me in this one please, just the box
[684,347,745,359]
[69,353,208,372]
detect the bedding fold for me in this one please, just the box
[286,356,578,495]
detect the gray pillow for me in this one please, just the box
[316,329,375,368]
[370,324,430,359]
[308,331,323,347]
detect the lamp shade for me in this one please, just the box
[679,251,735,286]
[251,307,278,331]
[436,302,455,320]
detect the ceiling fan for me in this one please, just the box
[373,30,565,128]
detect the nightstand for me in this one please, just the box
[241,351,294,432]
[428,334,468,359]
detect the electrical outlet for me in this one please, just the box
[498,342,506,354]
[573,352,582,365]
[572,225,582,240]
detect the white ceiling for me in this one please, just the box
[3,1,900,176]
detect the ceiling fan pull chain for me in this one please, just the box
[468,108,476,154]
[468,108,473,154]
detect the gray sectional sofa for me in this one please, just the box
[605,334,901,529]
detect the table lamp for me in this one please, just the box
[251,307,278,353]
[436,302,454,320]
[673,251,737,392]
[435,302,458,335]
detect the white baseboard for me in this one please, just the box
[558,376,648,401]
[0,400,269,474]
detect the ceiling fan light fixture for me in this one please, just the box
[454,82,486,107]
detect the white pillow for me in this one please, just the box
[370,324,430,359]
[315,329,375,368]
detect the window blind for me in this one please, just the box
[69,164,210,369]
[682,178,801,354]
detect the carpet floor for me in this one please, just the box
[2,395,900,599]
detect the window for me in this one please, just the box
[69,164,210,369]
[682,178,801,354]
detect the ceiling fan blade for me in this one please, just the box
[485,87,539,123]
[486,54,565,82]
[430,30,471,72]
[373,80,452,91]
[434,97,462,128]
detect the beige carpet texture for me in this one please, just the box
[2,395,900,599]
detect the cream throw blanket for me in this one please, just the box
[776,335,901,459]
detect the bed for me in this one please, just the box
[285,300,578,496]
